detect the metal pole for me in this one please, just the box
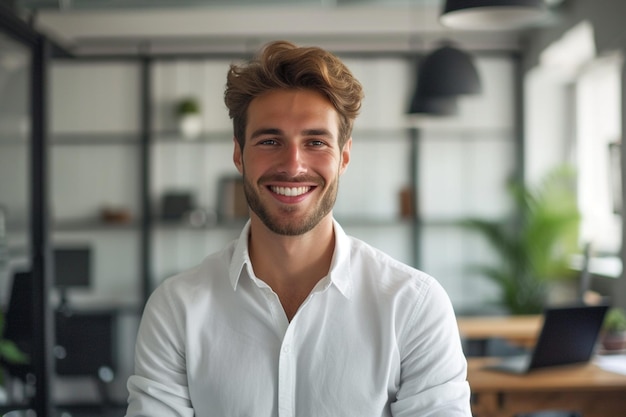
[30,34,54,417]
[409,126,421,268]
[139,56,152,306]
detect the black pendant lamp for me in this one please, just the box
[440,0,547,30]
[408,92,459,116]
[417,44,482,97]
[407,43,481,116]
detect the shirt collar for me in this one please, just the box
[228,219,353,299]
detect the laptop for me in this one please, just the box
[484,304,609,374]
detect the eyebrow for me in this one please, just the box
[249,128,334,140]
[250,128,282,140]
[302,128,334,137]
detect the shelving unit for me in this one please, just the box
[0,36,521,406]
[43,51,520,308]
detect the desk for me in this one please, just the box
[457,315,543,347]
[468,357,626,417]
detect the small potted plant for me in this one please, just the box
[601,307,626,352]
[174,97,202,139]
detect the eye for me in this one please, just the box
[308,139,326,147]
[258,138,279,146]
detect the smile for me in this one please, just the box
[270,186,311,197]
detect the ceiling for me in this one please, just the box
[8,0,562,56]
[16,0,438,10]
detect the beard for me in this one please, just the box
[242,172,338,236]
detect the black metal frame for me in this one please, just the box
[0,4,69,416]
[30,34,54,417]
[139,56,153,303]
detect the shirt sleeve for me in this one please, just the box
[390,277,473,417]
[125,283,195,417]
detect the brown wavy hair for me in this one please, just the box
[224,40,364,149]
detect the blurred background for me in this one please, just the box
[0,0,624,415]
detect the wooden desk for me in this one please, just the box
[457,315,543,348]
[468,357,626,417]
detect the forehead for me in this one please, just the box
[246,89,339,135]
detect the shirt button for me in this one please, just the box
[283,345,291,353]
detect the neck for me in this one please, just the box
[248,214,336,320]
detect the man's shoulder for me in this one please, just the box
[346,235,436,289]
[153,240,237,300]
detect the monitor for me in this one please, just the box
[54,246,92,308]
[54,246,92,288]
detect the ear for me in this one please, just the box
[233,137,244,174]
[339,137,352,175]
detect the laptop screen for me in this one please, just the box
[529,304,609,370]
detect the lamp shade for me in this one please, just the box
[440,0,547,30]
[415,45,482,98]
[408,93,459,116]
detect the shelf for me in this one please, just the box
[51,132,140,145]
[154,218,247,231]
[53,219,140,231]
[336,216,414,227]
[152,130,232,143]
[153,217,416,231]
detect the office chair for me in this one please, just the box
[515,411,582,417]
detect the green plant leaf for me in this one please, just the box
[0,339,29,364]
[175,97,201,116]
[461,165,580,315]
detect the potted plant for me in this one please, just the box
[174,97,202,139]
[601,307,626,352]
[462,165,581,315]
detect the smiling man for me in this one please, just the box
[126,41,471,417]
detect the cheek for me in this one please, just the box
[240,154,265,179]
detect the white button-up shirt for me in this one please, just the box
[126,220,471,417]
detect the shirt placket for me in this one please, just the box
[278,324,297,417]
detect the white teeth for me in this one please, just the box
[271,186,309,197]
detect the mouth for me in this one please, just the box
[269,185,313,197]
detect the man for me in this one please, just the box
[126,40,471,417]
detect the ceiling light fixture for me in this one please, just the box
[408,94,459,116]
[416,43,482,97]
[407,43,481,115]
[440,0,547,31]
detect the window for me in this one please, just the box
[576,54,623,254]
[527,20,623,260]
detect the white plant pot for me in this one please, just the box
[178,114,202,139]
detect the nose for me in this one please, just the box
[277,144,306,177]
